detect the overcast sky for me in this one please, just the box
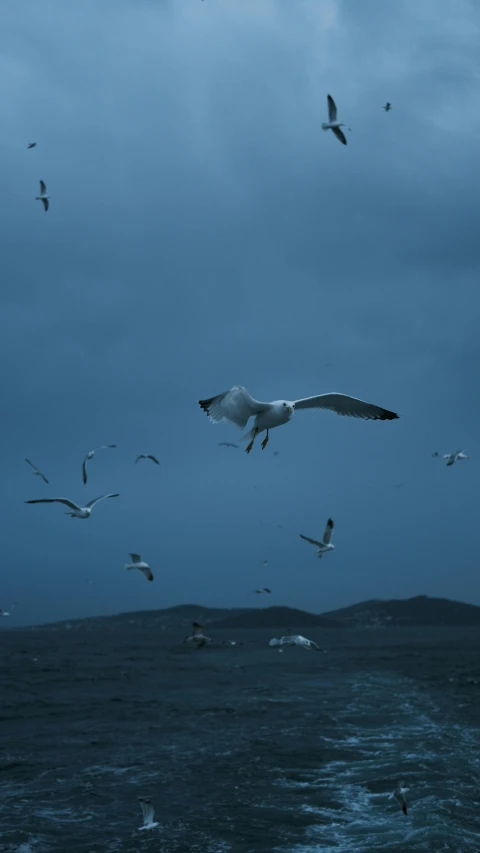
[1,0,479,626]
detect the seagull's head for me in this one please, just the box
[274,400,295,419]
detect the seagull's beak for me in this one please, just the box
[287,405,294,413]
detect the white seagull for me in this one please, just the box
[184,621,212,648]
[36,180,50,211]
[138,798,159,831]
[322,95,350,145]
[0,603,17,617]
[432,450,469,467]
[125,553,154,581]
[25,458,49,484]
[269,633,320,651]
[25,494,119,518]
[82,444,117,484]
[135,454,160,465]
[299,517,334,559]
[392,781,408,815]
[255,588,271,594]
[199,385,398,454]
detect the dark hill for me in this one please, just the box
[212,606,340,630]
[322,595,480,627]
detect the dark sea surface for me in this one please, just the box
[1,626,480,852]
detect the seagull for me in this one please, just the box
[322,95,350,145]
[199,385,398,454]
[125,553,153,581]
[218,442,239,449]
[135,454,160,465]
[299,517,334,559]
[36,180,50,211]
[255,588,271,594]
[432,450,469,467]
[383,102,392,111]
[138,798,159,831]
[392,781,408,815]
[0,603,17,617]
[25,494,119,518]
[184,621,211,649]
[27,142,37,149]
[269,633,320,651]
[82,444,117,484]
[25,458,49,484]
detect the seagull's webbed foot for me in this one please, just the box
[261,431,269,450]
[245,427,259,454]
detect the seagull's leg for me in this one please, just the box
[261,430,269,450]
[245,427,259,454]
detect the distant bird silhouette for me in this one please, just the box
[383,102,392,111]
[184,622,211,648]
[125,553,153,581]
[27,142,37,149]
[36,180,50,211]
[299,518,335,559]
[218,442,239,449]
[255,588,271,594]
[322,94,350,145]
[432,449,469,467]
[82,444,117,484]
[135,454,159,465]
[25,458,49,484]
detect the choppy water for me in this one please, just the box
[1,626,480,852]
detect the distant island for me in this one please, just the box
[18,595,480,632]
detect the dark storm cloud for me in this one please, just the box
[1,0,479,624]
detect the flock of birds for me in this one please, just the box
[9,93,467,831]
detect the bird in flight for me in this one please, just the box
[392,781,408,815]
[299,517,335,560]
[36,180,50,211]
[25,458,49,484]
[199,385,398,454]
[383,102,392,111]
[125,553,154,581]
[269,633,320,651]
[184,622,211,649]
[25,494,119,519]
[218,442,239,449]
[27,142,37,149]
[138,798,159,831]
[322,94,350,145]
[82,444,117,484]
[255,588,271,594]
[0,603,17,617]
[432,450,469,467]
[135,454,160,465]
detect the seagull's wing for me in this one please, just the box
[25,458,48,481]
[139,798,155,825]
[82,456,88,484]
[299,533,323,547]
[147,455,160,464]
[85,493,119,509]
[327,94,337,122]
[39,180,47,194]
[192,622,203,635]
[42,198,49,212]
[94,444,117,452]
[199,385,270,429]
[135,455,144,463]
[141,567,154,581]
[332,126,347,145]
[129,553,142,563]
[294,393,399,420]
[309,640,321,651]
[25,497,80,510]
[322,518,334,545]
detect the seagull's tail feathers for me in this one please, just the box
[239,426,264,443]
[321,123,330,131]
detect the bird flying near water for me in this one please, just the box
[199,385,398,454]
[299,518,335,559]
[25,494,119,518]
[184,622,211,648]
[392,781,408,815]
[138,798,159,831]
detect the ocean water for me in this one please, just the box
[1,626,480,852]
